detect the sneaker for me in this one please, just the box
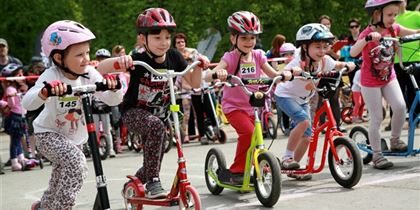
[337,126,347,133]
[31,201,45,210]
[280,158,300,170]
[200,136,209,145]
[217,168,243,185]
[287,173,312,181]
[384,123,391,131]
[372,153,393,169]
[145,178,167,199]
[115,144,123,154]
[390,138,407,152]
[109,149,116,158]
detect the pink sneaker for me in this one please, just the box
[31,201,42,210]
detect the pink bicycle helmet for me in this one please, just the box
[2,63,22,77]
[228,11,262,35]
[365,0,403,15]
[41,20,96,57]
[279,43,297,55]
[136,8,177,34]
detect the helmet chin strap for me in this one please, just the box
[304,44,317,73]
[372,9,386,29]
[57,51,89,79]
[233,35,250,76]
[144,34,165,59]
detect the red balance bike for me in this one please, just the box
[283,68,363,188]
[121,61,202,210]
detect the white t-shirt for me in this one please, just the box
[274,53,336,104]
[22,66,123,145]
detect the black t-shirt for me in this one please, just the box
[123,48,188,113]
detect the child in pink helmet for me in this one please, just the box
[204,11,292,184]
[350,0,420,169]
[22,20,122,210]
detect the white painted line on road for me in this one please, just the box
[204,172,420,209]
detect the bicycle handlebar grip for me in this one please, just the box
[400,33,420,44]
[42,81,72,96]
[404,63,420,75]
[113,62,120,70]
[95,77,122,91]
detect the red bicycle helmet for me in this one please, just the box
[136,8,176,34]
[227,11,262,35]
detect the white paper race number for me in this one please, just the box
[240,63,256,76]
[151,69,168,82]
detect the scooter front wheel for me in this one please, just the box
[216,129,227,144]
[204,148,226,195]
[123,181,143,210]
[341,107,353,124]
[179,185,201,210]
[254,152,281,207]
[328,137,362,188]
[98,136,109,160]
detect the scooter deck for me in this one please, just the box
[126,196,179,207]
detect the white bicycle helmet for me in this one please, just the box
[95,48,111,58]
[296,23,335,47]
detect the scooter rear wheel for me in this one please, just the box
[178,185,201,210]
[217,129,227,144]
[123,181,143,210]
[204,148,226,195]
[341,106,353,124]
[349,126,372,164]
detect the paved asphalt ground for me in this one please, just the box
[1,118,419,210]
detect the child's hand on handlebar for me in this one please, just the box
[41,80,68,99]
[280,70,293,81]
[344,62,356,72]
[213,69,228,81]
[197,55,210,69]
[115,55,134,70]
[102,74,118,90]
[366,32,382,42]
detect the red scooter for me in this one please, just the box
[120,61,202,210]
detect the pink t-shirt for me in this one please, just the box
[221,50,267,115]
[6,86,26,115]
[359,24,400,87]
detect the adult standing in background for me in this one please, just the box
[0,38,22,132]
[112,44,126,57]
[340,18,362,85]
[266,34,286,70]
[317,15,347,132]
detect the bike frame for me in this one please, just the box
[124,60,201,208]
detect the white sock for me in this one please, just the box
[283,150,294,160]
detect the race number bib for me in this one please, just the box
[151,69,168,82]
[58,96,80,110]
[240,63,256,76]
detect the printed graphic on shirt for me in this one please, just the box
[56,96,85,135]
[369,40,395,81]
[240,63,257,77]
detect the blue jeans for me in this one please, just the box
[275,96,312,137]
